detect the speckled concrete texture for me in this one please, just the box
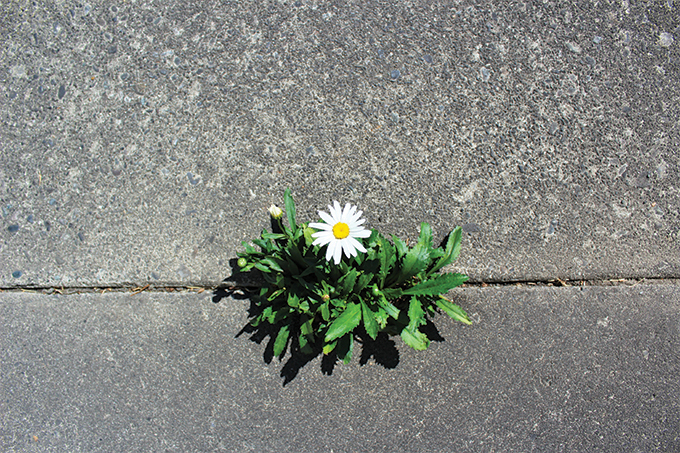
[1,1,679,287]
[2,286,679,452]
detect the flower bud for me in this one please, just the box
[268,204,283,219]
[237,257,248,268]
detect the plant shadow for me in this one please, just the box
[214,259,446,386]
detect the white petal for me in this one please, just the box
[341,239,355,258]
[318,211,335,226]
[351,228,371,238]
[348,218,366,228]
[349,209,363,224]
[312,232,334,246]
[332,201,342,221]
[326,240,337,262]
[309,221,332,231]
[333,240,343,264]
[348,236,367,253]
[341,203,351,221]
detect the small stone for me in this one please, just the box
[566,42,582,53]
[27,214,34,223]
[423,54,433,63]
[593,36,603,44]
[112,168,122,176]
[58,85,66,99]
[659,32,674,48]
[12,270,23,278]
[390,69,400,80]
[8,224,19,233]
[108,45,117,54]
[480,67,490,82]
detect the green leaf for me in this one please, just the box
[381,288,403,299]
[356,273,373,294]
[273,325,290,357]
[253,262,271,273]
[398,242,430,283]
[436,297,472,325]
[242,242,258,254]
[287,292,299,308]
[339,268,359,295]
[377,297,400,319]
[284,188,297,234]
[361,299,379,340]
[401,328,430,350]
[300,315,314,337]
[378,234,396,286]
[323,340,337,355]
[261,257,284,273]
[267,287,286,301]
[407,297,427,329]
[417,222,433,250]
[391,235,408,259]
[325,302,362,342]
[261,232,287,241]
[428,226,463,276]
[320,301,330,321]
[402,273,468,296]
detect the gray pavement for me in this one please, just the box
[1,1,679,287]
[2,285,679,452]
[2,1,680,452]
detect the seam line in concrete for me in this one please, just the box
[1,277,678,296]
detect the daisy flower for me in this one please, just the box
[309,201,371,265]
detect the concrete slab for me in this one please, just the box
[2,285,679,452]
[1,2,679,287]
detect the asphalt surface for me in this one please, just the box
[1,1,679,452]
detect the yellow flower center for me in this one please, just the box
[332,222,350,239]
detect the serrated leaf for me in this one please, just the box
[378,235,396,286]
[401,328,430,350]
[402,273,469,296]
[382,288,403,299]
[361,299,379,340]
[428,226,463,276]
[407,297,427,329]
[284,188,297,234]
[325,302,362,342]
[417,222,433,249]
[243,242,258,254]
[356,273,372,294]
[261,257,284,273]
[436,297,472,325]
[273,325,290,357]
[340,269,358,295]
[375,307,388,328]
[378,297,400,319]
[398,242,430,283]
[391,235,408,259]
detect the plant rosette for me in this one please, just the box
[236,189,471,364]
